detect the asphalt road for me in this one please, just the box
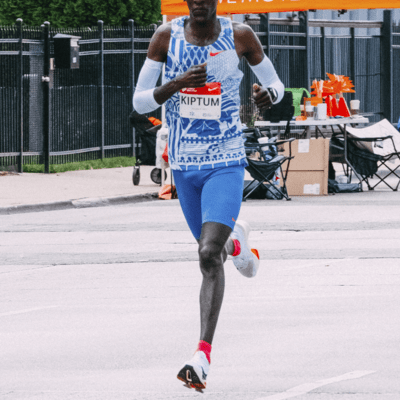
[1,193,400,399]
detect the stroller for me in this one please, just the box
[129,110,165,186]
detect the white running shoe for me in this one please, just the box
[177,351,209,390]
[231,220,260,278]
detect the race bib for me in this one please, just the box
[179,82,221,120]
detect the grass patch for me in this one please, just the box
[23,157,136,173]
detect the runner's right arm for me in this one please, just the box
[133,24,207,114]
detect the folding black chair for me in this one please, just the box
[330,119,400,191]
[242,128,295,201]
[368,142,400,191]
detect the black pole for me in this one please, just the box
[129,19,135,158]
[299,11,310,89]
[98,20,105,160]
[17,18,23,173]
[382,10,393,123]
[320,26,326,80]
[260,13,270,58]
[350,27,356,101]
[42,21,51,173]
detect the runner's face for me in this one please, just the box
[185,0,218,23]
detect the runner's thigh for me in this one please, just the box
[173,170,203,240]
[201,165,244,231]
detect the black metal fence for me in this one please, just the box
[0,19,159,171]
[1,11,399,172]
[392,20,400,127]
[0,23,44,171]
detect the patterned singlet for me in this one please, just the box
[164,16,247,171]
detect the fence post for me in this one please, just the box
[382,10,393,123]
[42,22,51,173]
[320,26,326,80]
[299,11,310,89]
[98,20,105,159]
[350,27,356,101]
[260,13,270,58]
[129,19,135,158]
[17,19,23,173]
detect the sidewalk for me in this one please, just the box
[1,164,399,215]
[0,166,164,214]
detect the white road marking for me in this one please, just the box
[256,370,376,400]
[0,306,58,317]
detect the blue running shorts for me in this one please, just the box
[173,165,245,240]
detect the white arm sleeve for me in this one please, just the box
[249,56,285,104]
[133,58,164,114]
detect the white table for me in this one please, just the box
[256,116,370,189]
[255,116,369,138]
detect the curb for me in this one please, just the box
[0,192,159,215]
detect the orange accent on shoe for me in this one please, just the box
[251,248,260,259]
[177,375,206,390]
[193,382,206,390]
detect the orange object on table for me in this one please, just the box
[338,97,351,117]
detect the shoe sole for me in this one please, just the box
[177,364,206,390]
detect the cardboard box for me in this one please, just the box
[284,171,327,196]
[281,138,330,196]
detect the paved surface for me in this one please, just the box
[0,166,162,214]
[1,167,400,399]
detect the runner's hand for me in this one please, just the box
[253,83,273,111]
[176,62,207,88]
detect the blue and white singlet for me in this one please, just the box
[164,16,247,171]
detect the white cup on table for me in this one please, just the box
[315,103,327,120]
[350,100,360,115]
[306,105,314,119]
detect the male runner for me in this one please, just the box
[133,0,284,390]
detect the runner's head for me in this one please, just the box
[184,0,218,24]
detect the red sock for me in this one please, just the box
[197,340,212,364]
[232,239,241,257]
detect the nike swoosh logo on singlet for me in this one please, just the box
[210,51,225,57]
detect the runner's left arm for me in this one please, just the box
[234,23,285,111]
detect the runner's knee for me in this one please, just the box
[198,241,224,276]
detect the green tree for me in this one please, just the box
[0,0,161,27]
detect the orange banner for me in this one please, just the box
[162,0,400,15]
